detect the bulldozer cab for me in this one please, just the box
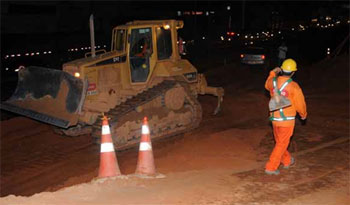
[111,20,184,84]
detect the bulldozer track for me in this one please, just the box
[91,79,202,150]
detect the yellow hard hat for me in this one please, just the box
[281,59,297,72]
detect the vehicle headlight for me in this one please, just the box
[184,72,197,81]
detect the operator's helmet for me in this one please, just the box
[281,58,297,72]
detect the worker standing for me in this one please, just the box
[277,42,288,66]
[265,59,307,175]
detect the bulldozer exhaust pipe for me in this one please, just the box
[89,14,96,58]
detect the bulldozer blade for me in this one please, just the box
[269,95,291,112]
[0,66,87,128]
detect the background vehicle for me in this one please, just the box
[1,19,224,149]
[240,47,266,65]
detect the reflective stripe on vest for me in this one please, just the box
[273,77,292,95]
[270,77,295,121]
[269,108,295,121]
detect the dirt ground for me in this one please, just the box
[0,54,349,204]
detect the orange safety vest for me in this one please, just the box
[265,71,307,127]
[269,77,295,121]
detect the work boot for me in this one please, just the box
[265,169,280,175]
[283,157,295,169]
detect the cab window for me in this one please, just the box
[130,28,152,57]
[113,29,126,51]
[129,27,152,83]
[156,27,172,60]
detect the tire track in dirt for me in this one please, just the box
[1,144,99,196]
[0,141,98,196]
[1,136,93,176]
[0,117,99,197]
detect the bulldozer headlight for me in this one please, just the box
[74,72,80,78]
[163,24,170,30]
[184,72,197,81]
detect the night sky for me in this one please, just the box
[1,1,349,55]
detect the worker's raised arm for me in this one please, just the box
[265,68,280,91]
[293,84,307,119]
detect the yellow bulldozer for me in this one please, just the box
[1,19,224,149]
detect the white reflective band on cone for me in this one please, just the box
[139,142,152,151]
[100,143,115,152]
[142,125,150,135]
[102,125,111,135]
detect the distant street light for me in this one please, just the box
[227,6,231,10]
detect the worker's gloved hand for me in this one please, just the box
[301,117,307,125]
[272,67,281,74]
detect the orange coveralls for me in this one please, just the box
[265,71,307,171]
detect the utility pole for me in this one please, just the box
[207,1,211,66]
[193,0,197,62]
[227,5,231,31]
[242,0,246,31]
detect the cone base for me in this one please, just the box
[98,152,121,178]
[98,172,121,178]
[133,173,166,179]
[135,152,156,176]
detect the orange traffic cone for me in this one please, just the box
[135,116,156,176]
[98,115,121,178]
